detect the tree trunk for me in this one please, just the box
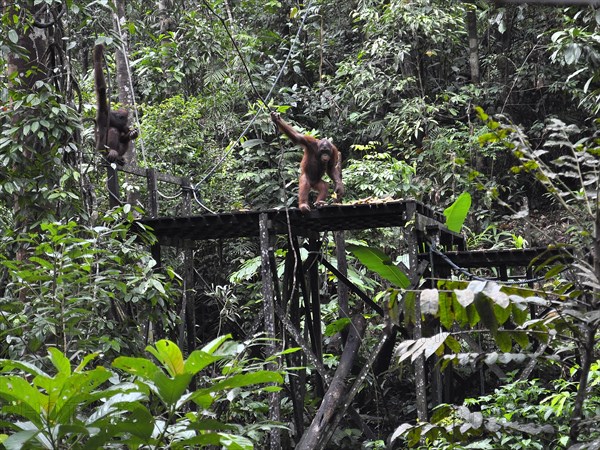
[295,315,366,450]
[465,2,480,84]
[5,3,52,238]
[113,0,141,208]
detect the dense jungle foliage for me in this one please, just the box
[1,0,600,448]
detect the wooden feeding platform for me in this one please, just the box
[108,163,573,440]
[139,199,465,245]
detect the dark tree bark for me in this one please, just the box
[465,2,480,84]
[295,315,366,450]
[113,0,141,209]
[5,3,53,239]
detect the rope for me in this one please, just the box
[200,0,267,106]
[112,2,147,166]
[156,188,182,200]
[192,0,314,191]
[429,244,563,285]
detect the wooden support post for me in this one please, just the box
[147,168,159,217]
[308,234,325,398]
[182,180,196,353]
[405,203,428,422]
[177,244,195,353]
[259,213,281,450]
[334,231,350,320]
[281,246,305,440]
[107,165,120,208]
[499,265,508,282]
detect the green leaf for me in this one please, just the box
[495,331,512,352]
[493,303,512,326]
[475,295,498,335]
[146,340,184,377]
[28,256,53,270]
[3,430,39,450]
[184,351,224,375]
[112,356,162,381]
[219,433,254,450]
[190,370,283,405]
[188,418,237,431]
[466,304,480,327]
[445,336,461,353]
[8,29,18,44]
[347,244,410,288]
[177,432,254,449]
[0,376,43,420]
[386,289,401,325]
[511,331,530,349]
[443,192,472,233]
[404,291,416,325]
[201,334,232,354]
[452,296,469,327]
[75,352,100,373]
[430,404,453,424]
[209,371,283,391]
[324,318,351,336]
[439,293,454,330]
[155,372,193,406]
[48,347,71,376]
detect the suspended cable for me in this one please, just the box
[200,0,267,105]
[192,0,314,191]
[156,188,183,200]
[191,188,216,215]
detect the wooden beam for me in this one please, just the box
[107,165,120,208]
[259,213,281,450]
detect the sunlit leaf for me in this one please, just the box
[146,340,184,377]
[347,244,410,288]
[443,192,471,233]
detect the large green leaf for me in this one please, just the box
[3,430,39,450]
[0,377,43,423]
[347,244,410,288]
[439,292,454,330]
[47,348,71,377]
[112,357,162,381]
[184,351,224,375]
[146,340,184,377]
[443,192,471,233]
[201,334,232,354]
[176,432,254,450]
[153,372,194,406]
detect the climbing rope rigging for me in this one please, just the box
[102,0,315,215]
[191,0,315,196]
